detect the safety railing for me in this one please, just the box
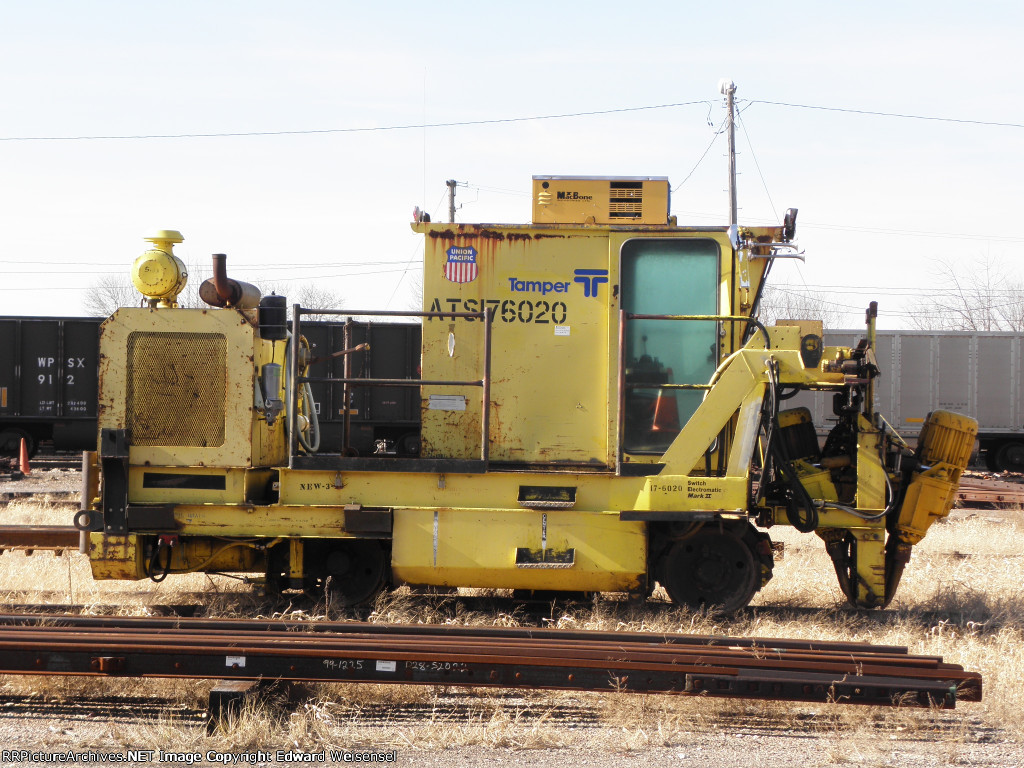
[288,306,493,471]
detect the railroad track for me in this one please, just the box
[0,492,78,506]
[23,455,83,471]
[0,614,982,709]
[0,693,205,725]
[1,452,83,475]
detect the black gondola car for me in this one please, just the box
[0,316,101,455]
[0,315,421,457]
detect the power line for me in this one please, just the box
[672,115,725,192]
[767,284,1024,318]
[747,99,1024,129]
[0,101,711,142]
[459,183,530,197]
[0,95,1019,145]
[668,209,1024,243]
[769,283,1024,296]
[735,106,779,224]
[383,186,447,309]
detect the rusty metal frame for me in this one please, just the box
[289,306,492,469]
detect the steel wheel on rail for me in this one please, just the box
[995,441,1024,473]
[310,539,389,608]
[659,528,759,613]
[0,428,33,458]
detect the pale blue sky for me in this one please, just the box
[1,1,1022,326]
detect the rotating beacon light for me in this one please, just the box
[131,230,188,307]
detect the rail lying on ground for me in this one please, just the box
[0,526,79,554]
[0,614,981,709]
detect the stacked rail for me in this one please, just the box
[0,614,981,709]
[956,476,1024,505]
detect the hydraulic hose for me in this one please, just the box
[147,538,173,583]
[284,333,321,454]
[297,381,321,453]
[761,358,819,533]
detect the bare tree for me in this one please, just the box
[907,255,1024,331]
[85,259,210,316]
[87,263,343,320]
[261,282,344,321]
[83,274,143,316]
[757,284,847,329]
[407,270,424,311]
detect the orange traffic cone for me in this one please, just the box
[18,438,30,475]
[651,390,680,433]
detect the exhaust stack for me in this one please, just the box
[199,253,262,309]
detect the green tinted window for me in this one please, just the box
[621,238,719,453]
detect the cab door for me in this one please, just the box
[619,238,720,455]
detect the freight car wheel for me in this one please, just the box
[0,429,33,458]
[397,432,420,456]
[995,442,1024,473]
[659,529,758,613]
[312,540,388,608]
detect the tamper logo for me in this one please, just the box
[573,269,609,298]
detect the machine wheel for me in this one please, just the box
[658,528,758,613]
[310,540,389,608]
[995,442,1024,473]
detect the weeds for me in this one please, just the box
[0,500,1019,753]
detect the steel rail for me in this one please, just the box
[0,635,970,708]
[0,616,981,709]
[0,615,959,672]
[0,614,964,674]
[0,613,920,657]
[0,619,954,667]
[0,526,79,552]
[0,628,974,686]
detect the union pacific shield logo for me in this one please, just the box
[444,246,478,284]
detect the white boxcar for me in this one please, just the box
[792,330,1024,471]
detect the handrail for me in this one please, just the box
[288,305,492,467]
[623,313,770,350]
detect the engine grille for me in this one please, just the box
[126,332,227,447]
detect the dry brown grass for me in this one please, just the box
[0,499,1019,755]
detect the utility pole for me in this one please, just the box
[446,179,458,223]
[719,79,738,230]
